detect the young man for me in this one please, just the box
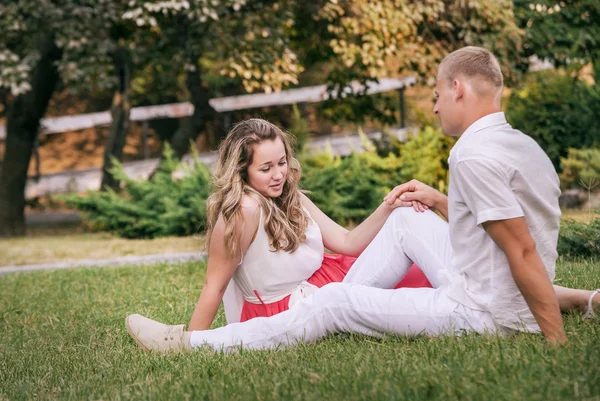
[126,47,599,352]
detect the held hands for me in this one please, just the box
[384,179,441,213]
[388,197,428,211]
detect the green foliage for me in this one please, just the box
[62,126,451,237]
[318,90,400,126]
[558,219,600,259]
[0,1,119,96]
[301,126,451,225]
[301,148,403,225]
[62,146,212,239]
[309,0,524,125]
[126,0,302,94]
[515,0,600,79]
[319,0,524,86]
[410,99,440,129]
[505,71,600,170]
[397,127,454,195]
[372,128,403,158]
[559,148,600,191]
[289,104,310,152]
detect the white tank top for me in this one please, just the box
[230,207,324,305]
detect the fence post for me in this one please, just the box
[398,88,406,128]
[142,120,149,159]
[223,112,232,132]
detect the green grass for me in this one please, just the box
[1,259,599,401]
[562,209,600,223]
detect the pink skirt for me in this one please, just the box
[240,253,432,322]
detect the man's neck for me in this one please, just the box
[458,105,502,136]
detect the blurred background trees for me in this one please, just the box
[1,0,599,237]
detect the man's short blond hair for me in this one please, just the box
[439,46,503,96]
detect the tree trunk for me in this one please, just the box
[0,36,61,237]
[155,17,215,168]
[100,46,132,191]
[168,65,214,159]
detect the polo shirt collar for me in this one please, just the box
[450,112,508,157]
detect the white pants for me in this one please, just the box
[190,208,500,351]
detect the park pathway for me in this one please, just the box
[0,251,207,275]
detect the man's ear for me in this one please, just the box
[452,79,464,100]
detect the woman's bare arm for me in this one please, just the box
[187,197,260,330]
[300,193,410,257]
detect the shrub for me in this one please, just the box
[63,126,452,235]
[62,146,212,239]
[301,147,404,225]
[301,126,451,225]
[397,126,454,194]
[559,148,600,191]
[558,219,600,259]
[505,71,600,171]
[289,103,310,153]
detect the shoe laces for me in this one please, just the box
[163,325,179,342]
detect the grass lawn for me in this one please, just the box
[1,259,599,401]
[562,209,600,223]
[0,233,204,266]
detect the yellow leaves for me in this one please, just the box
[319,0,523,83]
[517,88,529,99]
[222,45,302,94]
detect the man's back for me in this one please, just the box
[446,112,561,331]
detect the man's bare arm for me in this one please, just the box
[483,217,567,344]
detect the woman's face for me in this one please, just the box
[246,137,288,198]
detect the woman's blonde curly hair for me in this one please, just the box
[205,118,309,259]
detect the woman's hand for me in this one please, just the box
[384,179,448,219]
[389,196,429,213]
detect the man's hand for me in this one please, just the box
[388,196,429,212]
[384,179,449,219]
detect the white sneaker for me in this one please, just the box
[125,314,190,353]
[583,289,600,319]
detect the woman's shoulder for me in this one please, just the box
[298,191,319,216]
[239,194,262,225]
[240,193,261,212]
[298,191,312,207]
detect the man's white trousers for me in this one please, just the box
[191,208,500,351]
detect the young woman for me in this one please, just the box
[187,118,431,330]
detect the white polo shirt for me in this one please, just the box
[445,112,561,332]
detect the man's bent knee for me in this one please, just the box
[313,282,354,305]
[388,207,421,227]
[389,207,441,227]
